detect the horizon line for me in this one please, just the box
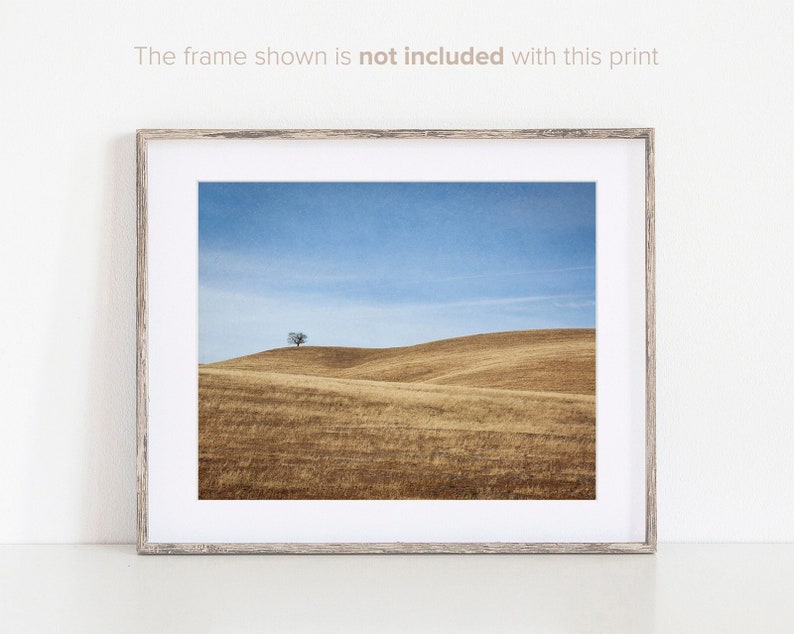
[200,326,595,365]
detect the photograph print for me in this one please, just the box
[198,181,596,501]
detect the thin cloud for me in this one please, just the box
[427,265,595,283]
[553,299,597,309]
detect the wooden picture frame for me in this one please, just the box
[136,129,655,554]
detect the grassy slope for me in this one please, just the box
[205,328,595,394]
[199,329,595,500]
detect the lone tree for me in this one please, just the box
[288,332,308,347]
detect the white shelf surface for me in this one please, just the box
[1,544,792,633]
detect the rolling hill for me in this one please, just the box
[203,328,595,394]
[199,329,596,500]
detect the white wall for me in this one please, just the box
[1,0,791,544]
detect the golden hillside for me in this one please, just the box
[200,329,596,500]
[204,328,595,394]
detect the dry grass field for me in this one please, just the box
[199,329,595,500]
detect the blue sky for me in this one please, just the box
[199,182,595,362]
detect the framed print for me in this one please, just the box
[136,128,656,554]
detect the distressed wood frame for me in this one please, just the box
[136,128,656,554]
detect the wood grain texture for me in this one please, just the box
[136,129,656,554]
[645,129,658,551]
[136,131,149,553]
[138,542,656,555]
[135,128,654,141]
